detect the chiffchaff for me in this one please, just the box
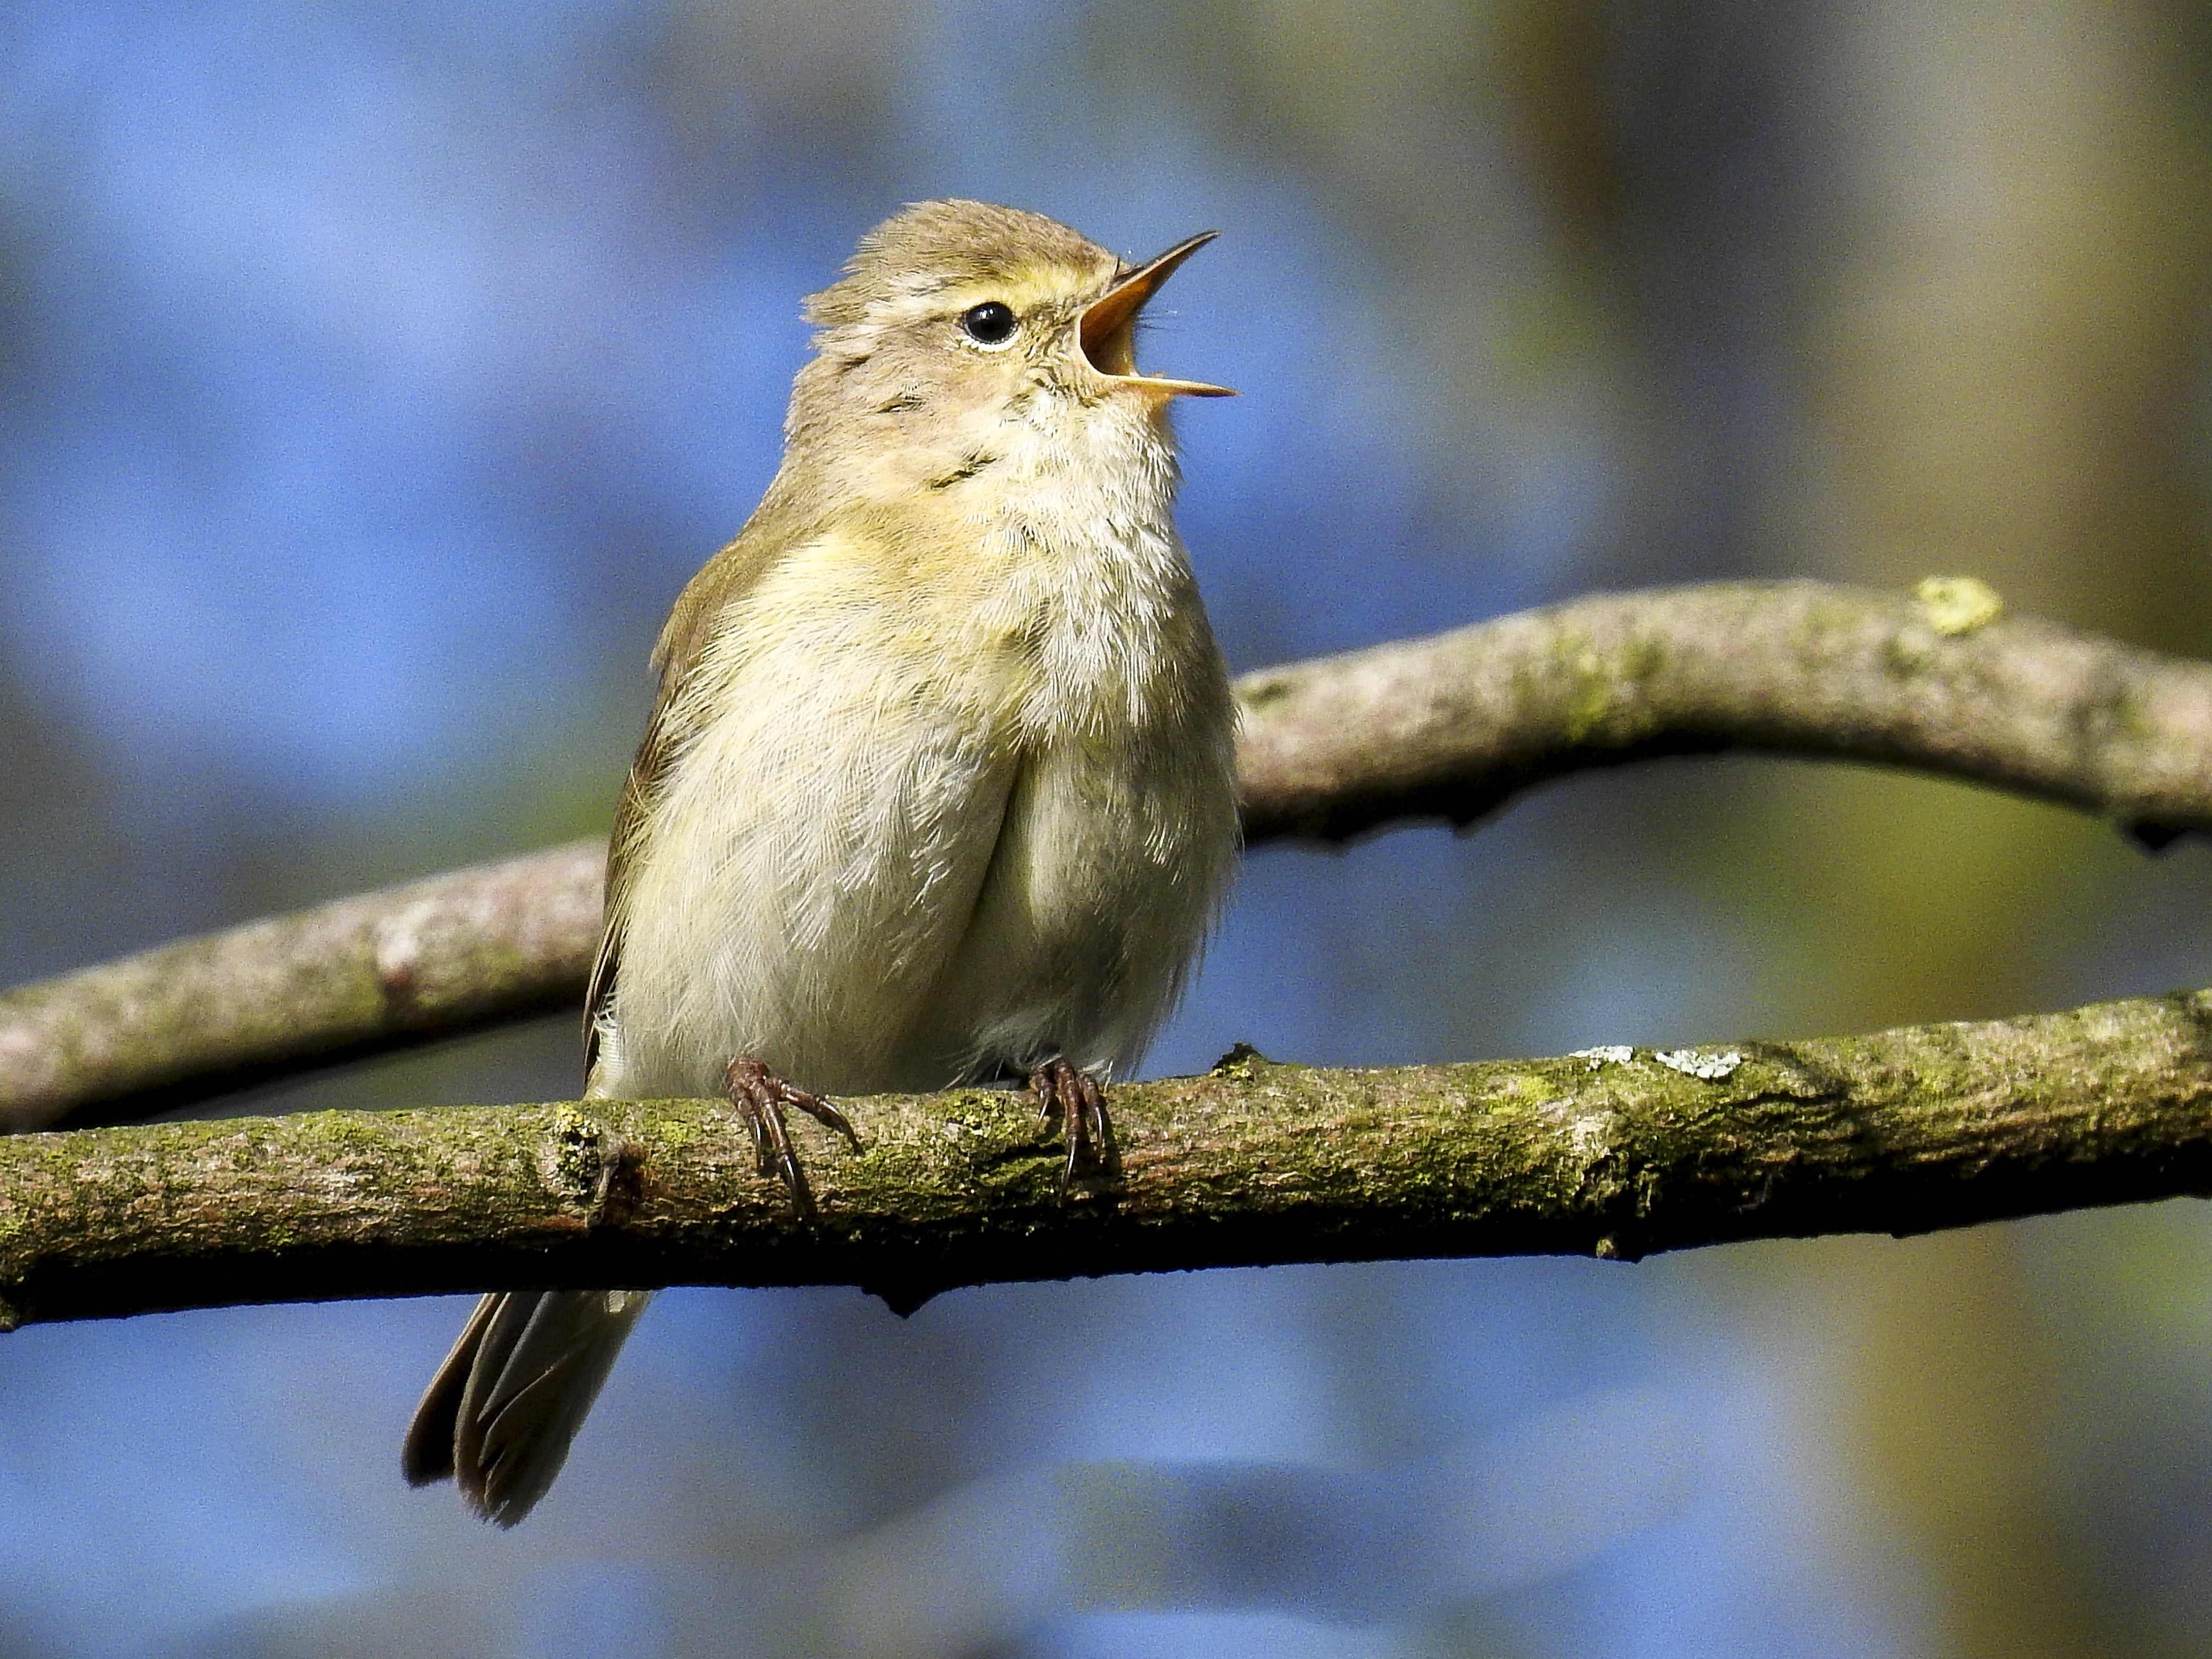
[402,200,1239,1525]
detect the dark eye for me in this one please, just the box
[960,301,1017,345]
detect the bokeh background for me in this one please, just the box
[3,2,2212,1654]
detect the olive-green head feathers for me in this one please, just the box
[778,200,1231,486]
[804,199,1117,332]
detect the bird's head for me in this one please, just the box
[784,200,1230,502]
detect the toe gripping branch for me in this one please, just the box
[725,1057,862,1218]
[1028,1057,1119,1192]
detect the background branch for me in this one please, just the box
[4,987,2210,1327]
[1233,576,2212,843]
[6,577,2210,1131]
[0,845,606,1131]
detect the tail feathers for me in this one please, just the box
[400,1293,498,1487]
[403,1288,653,1527]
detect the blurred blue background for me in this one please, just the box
[5,1,2212,1654]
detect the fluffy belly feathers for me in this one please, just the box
[591,534,1237,1101]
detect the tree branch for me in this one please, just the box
[5,989,2210,1328]
[1233,575,2212,843]
[0,845,606,1130]
[7,577,2211,1131]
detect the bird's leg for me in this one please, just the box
[725,1057,861,1218]
[1028,1057,1118,1191]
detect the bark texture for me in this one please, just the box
[0,846,605,1129]
[6,577,2210,1131]
[1235,576,2212,843]
[5,990,2210,1328]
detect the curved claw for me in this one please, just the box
[725,1057,838,1218]
[1028,1058,1118,1192]
[789,1089,862,1152]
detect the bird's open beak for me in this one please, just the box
[1079,231,1236,398]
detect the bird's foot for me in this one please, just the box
[725,1057,860,1218]
[1028,1057,1118,1192]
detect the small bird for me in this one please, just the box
[402,200,1241,1525]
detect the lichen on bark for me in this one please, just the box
[3,990,2210,1328]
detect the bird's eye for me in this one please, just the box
[960,301,1018,345]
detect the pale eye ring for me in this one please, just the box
[960,301,1018,347]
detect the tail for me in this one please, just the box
[402,1288,653,1526]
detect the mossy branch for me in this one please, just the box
[5,989,2211,1328]
[7,576,2212,1132]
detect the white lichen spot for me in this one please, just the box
[1540,1095,1617,1164]
[371,898,443,996]
[310,1165,363,1200]
[1914,575,2003,637]
[943,1121,964,1140]
[1567,1114,1612,1158]
[1569,1045,1634,1070]
[1654,1048,1743,1081]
